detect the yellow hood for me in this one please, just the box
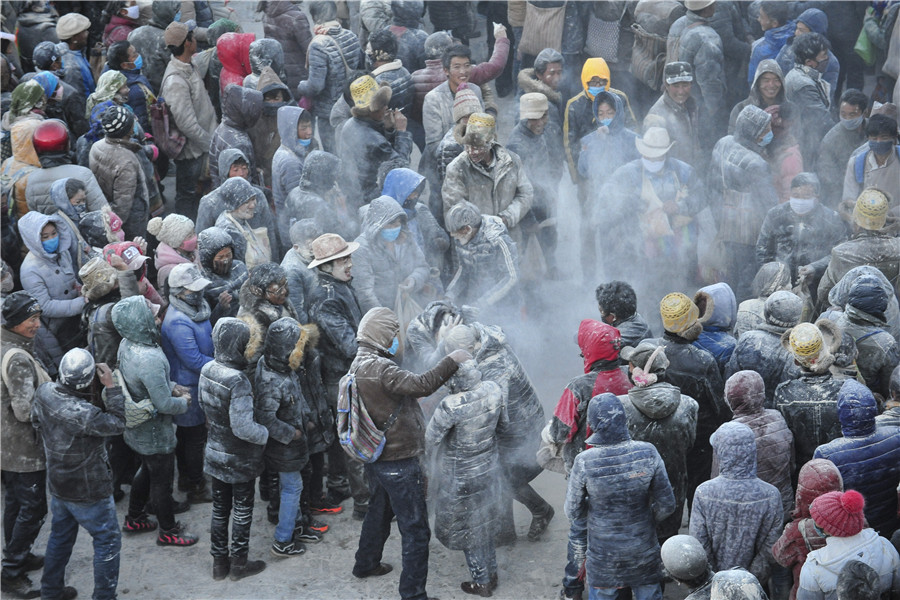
[581,58,611,98]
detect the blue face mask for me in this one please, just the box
[869,140,894,156]
[759,131,774,147]
[588,85,605,97]
[133,54,143,70]
[42,236,60,254]
[380,226,401,242]
[297,137,312,147]
[388,336,399,355]
[599,118,613,127]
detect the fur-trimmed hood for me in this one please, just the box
[263,316,319,373]
[517,68,561,105]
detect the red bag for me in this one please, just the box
[149,95,186,159]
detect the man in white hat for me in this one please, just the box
[507,92,563,272]
[645,62,701,166]
[305,234,369,518]
[55,12,95,97]
[600,126,704,301]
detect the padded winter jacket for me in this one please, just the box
[0,328,47,473]
[339,116,413,207]
[208,84,262,187]
[160,56,218,160]
[217,32,255,93]
[308,271,362,384]
[89,136,150,240]
[748,20,795,85]
[26,160,108,216]
[775,372,843,468]
[261,0,312,91]
[199,317,267,483]
[816,231,900,314]
[446,216,520,312]
[756,202,848,283]
[726,328,800,408]
[197,226,248,324]
[271,106,316,212]
[797,528,900,600]
[667,11,726,136]
[296,26,361,120]
[161,304,213,428]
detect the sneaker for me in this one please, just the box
[60,587,77,600]
[123,514,158,533]
[307,519,328,534]
[156,522,199,547]
[325,488,350,504]
[527,505,554,541]
[0,574,40,599]
[22,553,43,572]
[352,562,393,579]
[270,539,306,558]
[460,581,492,597]
[294,527,323,544]
[310,496,343,514]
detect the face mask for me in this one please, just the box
[388,336,399,355]
[52,85,63,102]
[124,4,140,19]
[297,137,311,147]
[42,236,60,253]
[759,131,774,147]
[641,157,665,173]
[133,54,143,70]
[179,290,204,307]
[599,117,612,127]
[380,226,401,242]
[869,140,894,155]
[73,203,86,216]
[180,235,198,252]
[588,86,605,96]
[789,196,816,215]
[841,115,863,130]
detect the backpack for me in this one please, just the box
[150,76,187,159]
[854,145,900,183]
[631,0,685,90]
[336,370,399,463]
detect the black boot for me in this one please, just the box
[229,555,266,581]
[212,556,230,580]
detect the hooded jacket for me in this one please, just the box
[271,106,317,211]
[159,52,218,160]
[445,215,520,312]
[32,377,125,503]
[0,326,47,473]
[715,371,795,520]
[217,32,255,93]
[236,273,299,369]
[161,294,214,428]
[352,196,429,313]
[726,321,800,408]
[254,318,313,473]
[734,262,792,339]
[577,91,640,187]
[249,66,292,189]
[691,421,783,583]
[620,381,698,541]
[565,394,675,588]
[209,84,262,187]
[200,317,268,483]
[748,19,796,85]
[426,365,505,551]
[243,38,286,90]
[308,270,362,384]
[693,283,738,373]
[280,245,317,324]
[819,266,900,343]
[296,25,361,119]
[816,231,900,315]
[550,319,633,471]
[709,105,779,245]
[261,0,312,91]
[26,161,108,218]
[284,150,357,242]
[390,1,427,73]
[775,10,839,92]
[813,380,900,536]
[775,370,844,469]
[381,167,449,269]
[40,178,93,272]
[18,211,83,339]
[197,226,248,323]
[798,528,900,600]
[1,118,42,219]
[352,307,459,462]
[563,58,636,180]
[112,296,188,456]
[89,135,150,240]
[339,113,413,206]
[773,459,844,600]
[127,0,180,91]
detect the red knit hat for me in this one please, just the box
[810,490,866,537]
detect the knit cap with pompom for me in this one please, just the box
[810,490,866,537]
[146,214,195,249]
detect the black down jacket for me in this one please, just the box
[197,226,248,324]
[254,317,313,473]
[199,317,268,484]
[308,271,362,385]
[208,84,263,187]
[261,0,312,91]
[774,372,843,469]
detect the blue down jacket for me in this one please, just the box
[690,421,784,583]
[693,283,738,374]
[565,394,675,588]
[813,380,900,537]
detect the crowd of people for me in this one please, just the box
[1,0,900,599]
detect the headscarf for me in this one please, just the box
[85,70,128,118]
[9,80,46,118]
[32,71,60,100]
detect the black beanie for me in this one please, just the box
[2,291,42,328]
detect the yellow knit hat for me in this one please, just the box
[788,323,823,358]
[852,188,889,231]
[349,75,392,112]
[460,112,496,146]
[660,292,699,334]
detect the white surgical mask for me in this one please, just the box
[641,157,665,173]
[124,4,140,19]
[789,196,816,215]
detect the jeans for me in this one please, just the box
[175,423,207,488]
[174,155,204,220]
[41,496,120,600]
[210,477,255,559]
[353,458,430,600]
[463,541,497,585]
[562,516,587,597]
[275,471,302,543]
[1,470,47,579]
[589,583,662,600]
[127,453,176,531]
